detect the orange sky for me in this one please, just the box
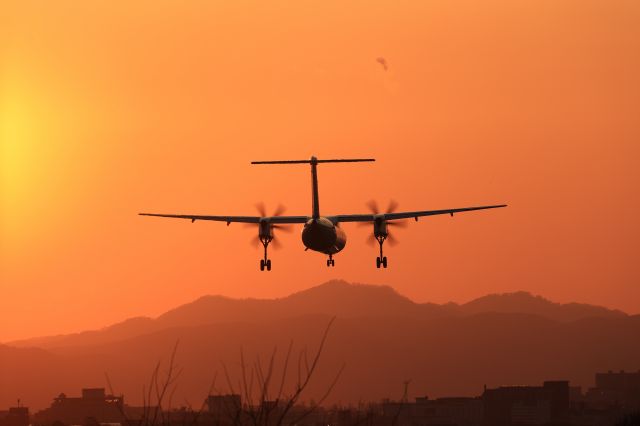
[2,0,639,342]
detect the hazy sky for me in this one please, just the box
[2,0,639,342]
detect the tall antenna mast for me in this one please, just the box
[402,380,411,403]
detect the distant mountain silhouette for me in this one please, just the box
[3,281,637,411]
[9,317,158,349]
[456,291,627,321]
[9,281,625,349]
[154,280,444,328]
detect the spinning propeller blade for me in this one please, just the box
[361,199,407,243]
[248,202,292,247]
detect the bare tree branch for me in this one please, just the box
[275,317,337,426]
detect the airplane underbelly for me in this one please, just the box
[302,218,347,254]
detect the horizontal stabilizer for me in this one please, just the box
[252,157,375,165]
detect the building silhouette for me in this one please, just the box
[381,396,483,426]
[206,394,241,414]
[33,388,125,426]
[482,380,570,426]
[585,370,640,410]
[204,394,242,426]
[0,407,29,426]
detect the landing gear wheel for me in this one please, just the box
[260,259,265,271]
[376,257,381,269]
[266,259,272,271]
[327,255,335,267]
[382,256,388,268]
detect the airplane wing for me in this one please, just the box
[138,213,309,224]
[332,204,507,223]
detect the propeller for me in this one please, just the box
[365,199,399,215]
[255,201,288,218]
[247,202,293,249]
[360,199,407,245]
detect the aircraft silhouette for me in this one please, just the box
[140,157,506,271]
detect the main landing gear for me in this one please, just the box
[376,236,388,269]
[326,254,335,267]
[260,258,271,271]
[259,238,272,271]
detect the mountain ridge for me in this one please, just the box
[7,280,627,349]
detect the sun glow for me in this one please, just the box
[1,79,39,235]
[0,66,68,249]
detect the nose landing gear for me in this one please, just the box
[326,254,335,267]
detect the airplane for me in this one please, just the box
[140,157,507,271]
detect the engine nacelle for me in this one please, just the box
[258,219,274,241]
[373,215,388,238]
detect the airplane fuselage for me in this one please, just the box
[302,217,347,255]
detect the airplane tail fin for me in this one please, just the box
[251,157,375,219]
